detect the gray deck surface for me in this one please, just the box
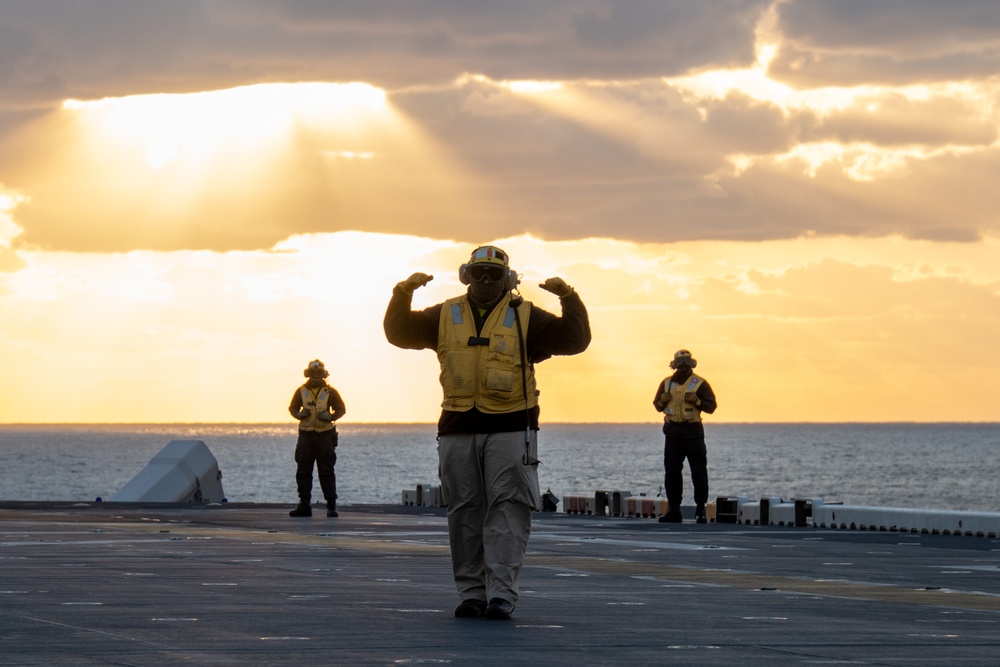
[2,502,999,666]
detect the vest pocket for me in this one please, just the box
[488,334,516,357]
[485,368,515,393]
[442,351,476,397]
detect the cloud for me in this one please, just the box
[0,188,26,273]
[804,93,998,147]
[694,152,999,243]
[772,0,1000,87]
[3,1,1000,251]
[4,70,1000,252]
[0,0,767,110]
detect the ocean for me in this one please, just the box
[0,423,997,512]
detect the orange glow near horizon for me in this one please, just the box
[2,224,1000,424]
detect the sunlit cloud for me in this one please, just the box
[663,5,979,118]
[0,189,26,249]
[474,73,707,169]
[456,73,564,95]
[659,4,1000,182]
[63,82,389,170]
[729,139,990,181]
[324,150,377,160]
[504,80,565,94]
[0,216,21,249]
[0,192,28,212]
[8,81,494,252]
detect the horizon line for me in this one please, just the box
[2,421,999,427]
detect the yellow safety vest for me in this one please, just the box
[663,373,705,423]
[298,385,336,432]
[437,294,537,413]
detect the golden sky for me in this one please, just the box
[2,1,999,423]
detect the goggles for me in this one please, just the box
[468,264,506,282]
[670,354,696,369]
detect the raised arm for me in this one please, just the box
[383,273,442,350]
[525,278,591,363]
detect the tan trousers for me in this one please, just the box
[438,431,541,604]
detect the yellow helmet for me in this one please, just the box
[459,245,517,289]
[467,245,509,268]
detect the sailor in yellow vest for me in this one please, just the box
[653,349,717,523]
[288,359,347,518]
[384,245,591,620]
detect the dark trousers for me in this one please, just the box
[294,429,338,504]
[663,423,709,508]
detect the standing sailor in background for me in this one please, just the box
[653,349,717,524]
[384,245,591,620]
[288,359,347,518]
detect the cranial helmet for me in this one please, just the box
[670,349,697,369]
[458,245,518,291]
[304,359,329,379]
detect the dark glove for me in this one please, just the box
[538,277,575,298]
[317,411,333,422]
[295,408,310,420]
[397,272,434,295]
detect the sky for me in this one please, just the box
[1,0,999,424]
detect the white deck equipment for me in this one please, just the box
[110,440,224,503]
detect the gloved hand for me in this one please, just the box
[397,272,434,295]
[538,277,575,298]
[660,392,671,403]
[295,408,311,420]
[317,411,333,422]
[684,392,699,405]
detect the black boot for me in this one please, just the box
[658,506,683,523]
[289,502,312,517]
[326,502,338,518]
[695,504,707,524]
